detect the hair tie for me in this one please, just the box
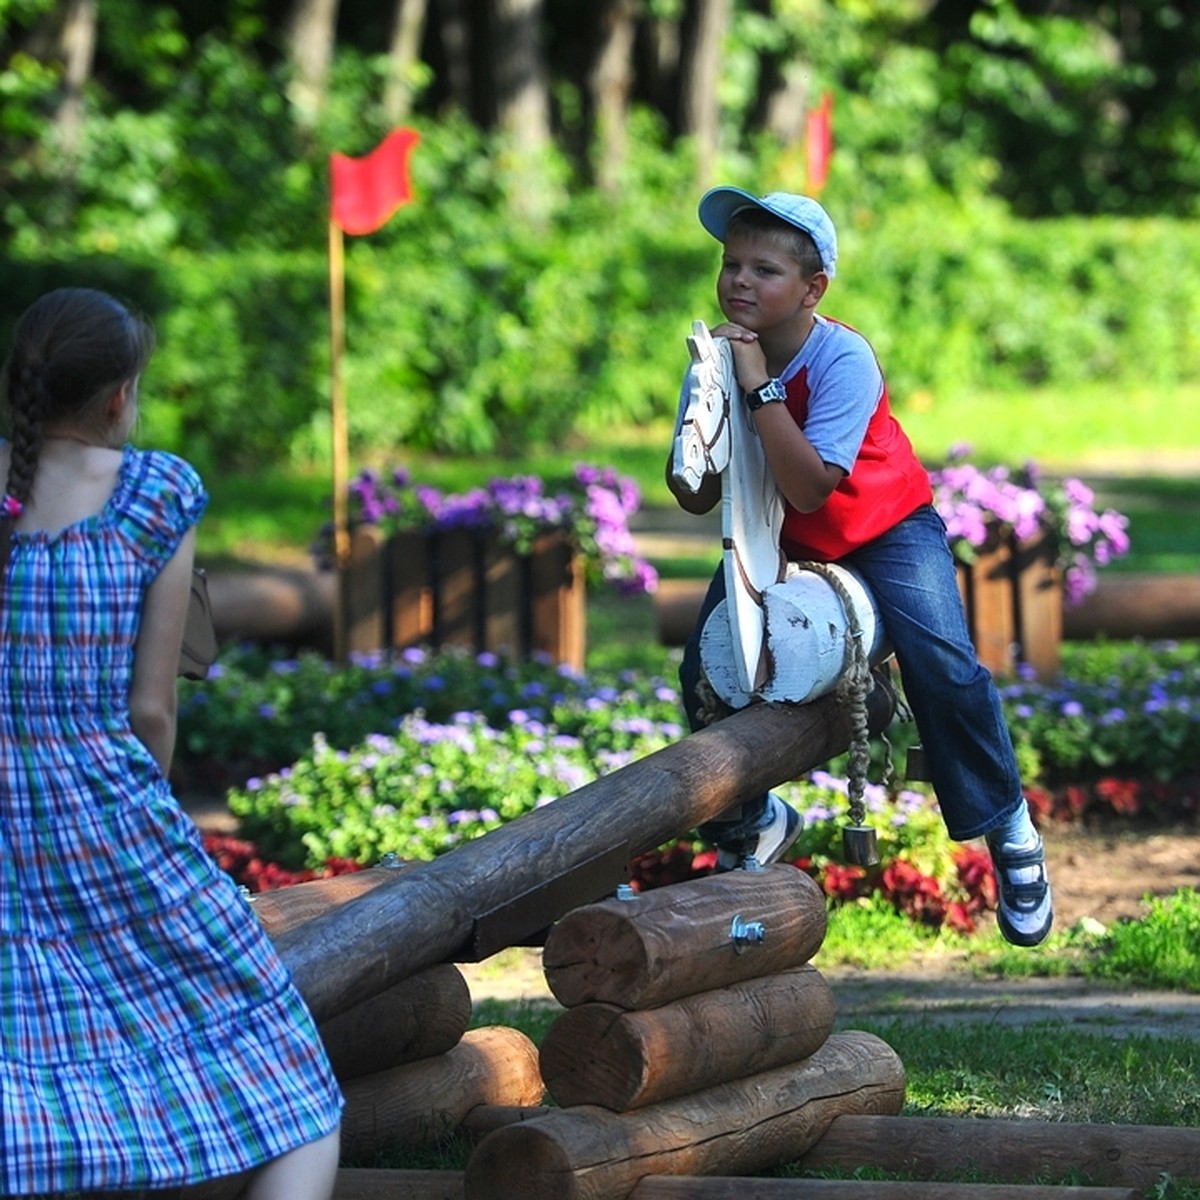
[2,494,24,519]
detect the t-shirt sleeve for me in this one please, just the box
[118,449,209,572]
[801,329,884,474]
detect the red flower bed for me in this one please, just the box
[203,833,363,893]
[625,839,999,935]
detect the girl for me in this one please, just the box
[0,288,342,1196]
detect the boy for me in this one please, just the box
[668,187,1052,948]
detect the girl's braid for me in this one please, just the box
[0,356,48,575]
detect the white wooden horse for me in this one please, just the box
[670,321,889,707]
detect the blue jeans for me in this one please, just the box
[679,505,1023,842]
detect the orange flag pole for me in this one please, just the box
[326,127,420,662]
[329,216,350,662]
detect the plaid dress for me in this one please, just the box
[0,447,343,1194]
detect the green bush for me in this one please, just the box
[5,135,1200,468]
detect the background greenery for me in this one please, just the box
[3,2,1200,478]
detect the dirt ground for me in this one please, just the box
[1040,818,1200,928]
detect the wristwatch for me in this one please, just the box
[744,377,788,411]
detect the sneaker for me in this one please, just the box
[989,833,1054,947]
[716,793,803,872]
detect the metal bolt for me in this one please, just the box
[730,913,766,953]
[378,851,404,869]
[742,854,764,872]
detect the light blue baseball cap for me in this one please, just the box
[698,187,838,279]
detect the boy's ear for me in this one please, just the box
[806,272,831,306]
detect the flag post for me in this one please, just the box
[329,216,350,662]
[326,127,421,662]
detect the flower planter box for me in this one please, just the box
[956,529,1062,680]
[339,526,585,670]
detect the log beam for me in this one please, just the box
[318,965,472,1081]
[632,1179,1137,1199]
[340,1026,545,1159]
[463,1030,905,1200]
[276,678,896,1022]
[802,1115,1200,1192]
[539,965,834,1111]
[541,868,827,1010]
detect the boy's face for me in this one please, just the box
[716,230,815,338]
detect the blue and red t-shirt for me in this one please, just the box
[775,315,931,561]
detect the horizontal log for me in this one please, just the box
[539,964,835,1110]
[319,965,472,1081]
[341,1026,545,1159]
[462,1105,556,1140]
[802,1115,1200,1192]
[659,573,1200,647]
[207,565,334,649]
[252,866,406,939]
[463,1030,905,1200]
[183,1168,468,1200]
[541,868,827,1010]
[276,679,896,1022]
[334,1169,465,1199]
[1063,570,1200,640]
[631,1179,1137,1199]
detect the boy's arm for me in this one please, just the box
[750,404,845,512]
[715,323,844,513]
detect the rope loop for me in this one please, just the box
[794,562,872,827]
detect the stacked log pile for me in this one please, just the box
[462,865,906,1199]
[252,868,546,1160]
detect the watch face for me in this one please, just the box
[748,378,787,409]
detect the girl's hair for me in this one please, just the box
[0,287,155,573]
[726,208,825,278]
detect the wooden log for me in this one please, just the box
[252,866,407,939]
[541,866,827,1011]
[632,1179,1138,1199]
[462,1105,556,1140]
[207,563,335,649]
[462,1030,905,1200]
[1063,570,1200,641]
[184,1167,467,1200]
[276,680,897,1023]
[801,1115,1200,1192]
[319,965,472,1081]
[340,1025,545,1158]
[539,964,834,1111]
[334,1168,465,1199]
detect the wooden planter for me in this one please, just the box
[955,529,1061,680]
[339,525,585,670]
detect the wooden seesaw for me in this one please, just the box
[178,328,1197,1198]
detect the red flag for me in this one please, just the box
[330,127,421,236]
[806,92,834,194]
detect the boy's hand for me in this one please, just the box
[710,322,770,392]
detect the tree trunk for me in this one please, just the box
[285,0,340,126]
[589,0,639,192]
[679,0,732,189]
[385,0,430,121]
[491,0,554,218]
[54,0,96,159]
[492,0,550,151]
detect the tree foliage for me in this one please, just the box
[2,1,1198,465]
